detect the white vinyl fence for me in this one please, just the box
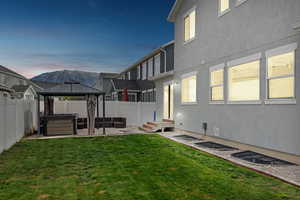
[51,101,157,126]
[0,95,37,154]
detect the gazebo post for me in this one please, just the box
[102,94,106,135]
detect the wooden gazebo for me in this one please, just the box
[37,82,106,136]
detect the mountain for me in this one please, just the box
[31,70,100,87]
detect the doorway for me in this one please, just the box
[163,82,174,120]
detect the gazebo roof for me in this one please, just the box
[38,82,105,96]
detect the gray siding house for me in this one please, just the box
[115,41,175,102]
[162,0,300,155]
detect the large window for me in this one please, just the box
[181,73,197,103]
[228,60,260,101]
[267,51,295,99]
[184,9,196,42]
[219,0,229,15]
[210,66,224,101]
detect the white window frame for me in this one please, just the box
[209,63,225,104]
[128,71,131,80]
[181,71,198,105]
[183,7,196,44]
[218,0,230,17]
[227,53,262,104]
[235,0,248,7]
[265,43,297,105]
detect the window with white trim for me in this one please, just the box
[184,9,196,42]
[228,60,260,101]
[181,73,197,103]
[137,66,140,80]
[148,58,153,77]
[142,62,147,80]
[267,51,295,99]
[219,0,229,15]
[210,67,224,101]
[154,54,161,76]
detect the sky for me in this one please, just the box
[0,0,175,78]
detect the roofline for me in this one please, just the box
[119,40,175,74]
[167,0,182,22]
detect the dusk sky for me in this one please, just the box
[0,0,174,78]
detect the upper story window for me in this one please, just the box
[210,64,224,102]
[137,66,141,80]
[181,72,197,104]
[154,53,161,76]
[148,58,153,78]
[142,62,147,80]
[219,0,230,16]
[266,43,297,101]
[184,8,196,42]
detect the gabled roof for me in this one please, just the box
[111,79,155,91]
[120,40,175,74]
[11,85,30,93]
[32,80,61,90]
[38,82,104,96]
[167,0,183,22]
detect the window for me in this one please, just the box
[142,62,147,80]
[148,58,153,77]
[184,9,196,42]
[219,0,230,15]
[228,60,260,101]
[137,66,141,80]
[181,73,197,103]
[154,54,161,76]
[210,65,224,101]
[267,51,295,99]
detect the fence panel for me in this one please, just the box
[0,96,35,154]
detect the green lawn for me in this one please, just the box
[0,135,299,200]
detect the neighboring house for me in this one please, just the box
[0,84,14,97]
[94,73,119,100]
[116,41,175,102]
[11,85,36,100]
[110,79,155,102]
[0,65,41,98]
[163,0,300,155]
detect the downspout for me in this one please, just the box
[160,48,167,73]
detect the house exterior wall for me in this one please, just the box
[171,0,300,155]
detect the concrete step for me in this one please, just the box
[163,119,175,124]
[138,126,154,133]
[143,124,156,130]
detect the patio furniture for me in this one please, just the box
[41,114,77,136]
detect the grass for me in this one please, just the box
[0,135,299,200]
